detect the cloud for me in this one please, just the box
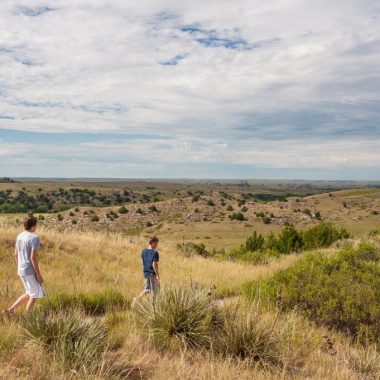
[0,0,379,178]
[160,54,186,66]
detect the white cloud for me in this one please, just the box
[0,0,379,177]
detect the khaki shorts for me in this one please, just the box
[20,275,45,299]
[144,275,160,294]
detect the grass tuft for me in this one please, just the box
[20,308,137,378]
[134,286,216,349]
[215,302,281,368]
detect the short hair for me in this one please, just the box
[149,236,159,245]
[24,216,38,231]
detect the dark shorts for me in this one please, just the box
[144,275,160,294]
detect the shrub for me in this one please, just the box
[226,205,233,211]
[242,243,380,343]
[57,214,63,221]
[276,225,303,253]
[91,215,99,222]
[265,232,278,251]
[244,231,264,252]
[241,206,248,212]
[118,206,128,214]
[177,242,210,258]
[220,248,280,265]
[303,208,312,217]
[148,205,158,212]
[207,199,215,206]
[229,212,245,221]
[302,222,349,250]
[134,287,216,349]
[262,216,271,224]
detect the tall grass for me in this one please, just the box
[216,302,281,368]
[41,289,129,315]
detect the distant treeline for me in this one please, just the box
[0,187,142,213]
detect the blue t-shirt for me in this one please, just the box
[142,248,159,277]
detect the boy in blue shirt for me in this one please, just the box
[133,236,160,303]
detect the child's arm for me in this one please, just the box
[153,261,160,282]
[31,249,44,284]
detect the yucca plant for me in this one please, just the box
[134,287,216,349]
[21,308,108,374]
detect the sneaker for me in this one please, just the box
[2,309,14,320]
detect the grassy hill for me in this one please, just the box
[0,181,380,379]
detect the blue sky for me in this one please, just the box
[0,1,379,179]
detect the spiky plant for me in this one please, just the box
[134,287,216,349]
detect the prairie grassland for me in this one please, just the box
[1,225,380,379]
[0,225,300,309]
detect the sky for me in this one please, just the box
[0,0,379,179]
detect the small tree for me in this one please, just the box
[276,225,303,254]
[264,232,278,251]
[244,231,264,252]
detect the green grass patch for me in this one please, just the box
[41,289,129,315]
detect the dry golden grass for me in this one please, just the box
[1,225,380,380]
[0,225,300,305]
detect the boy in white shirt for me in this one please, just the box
[2,216,45,317]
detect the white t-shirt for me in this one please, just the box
[16,231,40,276]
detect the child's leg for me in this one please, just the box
[26,298,37,312]
[135,289,149,300]
[9,294,30,312]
